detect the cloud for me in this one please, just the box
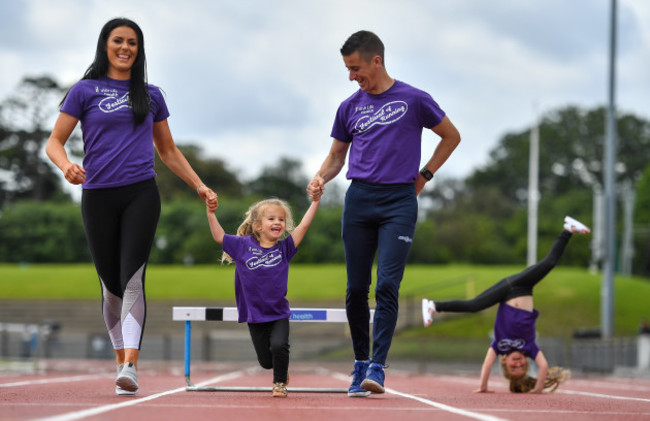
[0,0,648,186]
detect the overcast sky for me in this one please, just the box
[1,0,648,190]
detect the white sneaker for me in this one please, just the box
[422,299,436,327]
[116,362,139,394]
[564,216,590,234]
[115,364,138,395]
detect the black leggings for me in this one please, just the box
[436,230,572,313]
[248,318,290,384]
[81,178,161,350]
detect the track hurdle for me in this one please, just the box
[172,306,374,392]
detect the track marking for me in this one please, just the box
[329,371,507,421]
[481,408,650,416]
[32,370,247,421]
[385,387,507,421]
[565,379,650,392]
[558,389,650,402]
[11,401,647,417]
[0,374,109,388]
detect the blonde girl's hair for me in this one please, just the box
[221,198,295,264]
[501,359,571,393]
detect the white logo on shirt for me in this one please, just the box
[245,250,283,270]
[355,105,374,114]
[497,338,526,353]
[99,92,131,113]
[354,101,408,133]
[248,247,263,255]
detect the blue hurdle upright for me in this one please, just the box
[172,306,375,392]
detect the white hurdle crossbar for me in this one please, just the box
[172,306,374,393]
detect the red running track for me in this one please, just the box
[1,360,649,421]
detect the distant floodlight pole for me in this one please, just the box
[527,103,540,267]
[602,0,617,339]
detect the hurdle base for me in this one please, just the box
[186,386,348,393]
[185,375,195,388]
[175,306,372,394]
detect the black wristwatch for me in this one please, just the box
[419,167,434,181]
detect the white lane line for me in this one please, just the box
[9,401,646,417]
[32,370,247,421]
[385,388,507,421]
[564,379,650,392]
[330,372,507,421]
[558,389,650,402]
[0,375,109,388]
[479,408,650,417]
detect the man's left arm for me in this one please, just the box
[416,116,461,195]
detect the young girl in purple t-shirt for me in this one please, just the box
[206,196,320,397]
[423,216,590,393]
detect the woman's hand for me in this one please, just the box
[63,163,86,185]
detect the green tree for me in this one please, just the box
[0,76,80,208]
[409,219,453,264]
[419,105,650,268]
[418,180,519,264]
[467,106,650,202]
[247,157,310,211]
[293,204,345,263]
[150,199,210,264]
[154,144,243,202]
[636,165,650,225]
[0,201,89,262]
[150,197,251,264]
[634,165,650,275]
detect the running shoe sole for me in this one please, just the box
[115,363,138,392]
[361,377,385,393]
[564,216,590,234]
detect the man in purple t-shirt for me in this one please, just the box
[306,30,461,397]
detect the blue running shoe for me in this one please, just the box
[348,361,371,397]
[361,362,386,393]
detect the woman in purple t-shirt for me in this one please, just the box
[206,196,320,397]
[45,18,218,396]
[423,216,590,393]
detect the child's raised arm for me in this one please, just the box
[206,207,225,244]
[290,198,320,247]
[474,347,497,393]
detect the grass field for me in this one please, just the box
[1,263,649,339]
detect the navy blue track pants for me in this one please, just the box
[342,180,418,365]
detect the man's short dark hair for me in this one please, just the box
[340,30,385,65]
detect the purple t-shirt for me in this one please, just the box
[60,77,170,189]
[222,234,298,323]
[490,303,540,359]
[330,80,445,184]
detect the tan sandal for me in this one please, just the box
[272,382,288,397]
